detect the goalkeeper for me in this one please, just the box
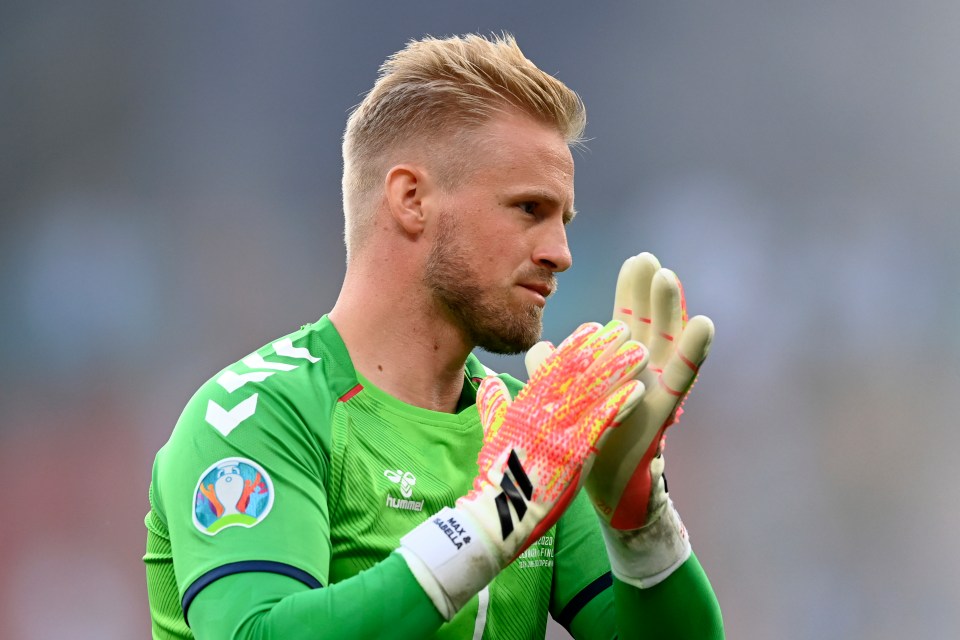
[144,33,725,639]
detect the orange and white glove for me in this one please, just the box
[526,253,714,588]
[400,321,647,618]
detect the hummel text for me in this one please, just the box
[385,495,423,512]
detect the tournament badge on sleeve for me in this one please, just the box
[193,458,274,535]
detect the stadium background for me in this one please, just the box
[2,2,959,638]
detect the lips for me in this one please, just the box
[520,282,553,298]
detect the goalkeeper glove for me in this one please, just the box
[525,253,714,588]
[399,321,647,619]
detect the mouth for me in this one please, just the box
[517,282,553,306]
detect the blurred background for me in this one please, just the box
[2,1,958,638]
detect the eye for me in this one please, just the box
[518,201,538,215]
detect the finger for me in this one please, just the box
[607,376,647,427]
[648,268,685,368]
[556,321,603,352]
[552,378,644,496]
[522,322,601,396]
[477,376,511,440]
[552,320,646,422]
[595,385,646,450]
[573,320,634,380]
[524,340,555,379]
[584,337,649,393]
[577,379,646,452]
[563,338,648,424]
[584,413,646,523]
[474,377,513,478]
[659,314,714,400]
[517,323,630,459]
[568,321,638,394]
[613,253,660,344]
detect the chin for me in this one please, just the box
[473,318,543,355]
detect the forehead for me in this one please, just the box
[469,112,575,199]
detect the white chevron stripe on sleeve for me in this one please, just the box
[216,370,275,393]
[205,394,259,436]
[273,338,321,363]
[242,353,297,371]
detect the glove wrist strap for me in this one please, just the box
[599,496,691,589]
[399,506,500,620]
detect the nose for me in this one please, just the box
[532,220,573,273]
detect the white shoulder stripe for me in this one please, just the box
[472,586,490,640]
[217,370,275,393]
[205,394,259,436]
[273,338,321,363]
[242,352,297,371]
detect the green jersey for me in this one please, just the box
[145,315,618,638]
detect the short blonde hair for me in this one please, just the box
[341,33,586,258]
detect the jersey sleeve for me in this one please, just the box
[149,327,466,638]
[153,343,336,623]
[188,553,444,639]
[549,489,617,637]
[607,552,725,639]
[549,490,724,639]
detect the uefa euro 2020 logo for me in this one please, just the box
[193,458,274,535]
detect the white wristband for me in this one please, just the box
[598,497,691,589]
[399,506,500,620]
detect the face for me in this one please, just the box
[423,112,576,354]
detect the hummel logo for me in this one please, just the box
[384,469,416,497]
[495,450,534,539]
[384,469,424,512]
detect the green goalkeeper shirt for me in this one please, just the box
[144,315,723,639]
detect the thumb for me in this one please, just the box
[524,340,555,379]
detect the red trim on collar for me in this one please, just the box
[338,383,363,402]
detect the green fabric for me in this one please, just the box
[550,485,612,621]
[610,553,724,639]
[144,314,723,638]
[183,552,725,640]
[189,553,443,639]
[145,506,192,639]
[558,553,723,640]
[145,319,339,627]
[145,316,607,638]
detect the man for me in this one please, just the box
[144,34,724,638]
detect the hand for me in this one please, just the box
[526,253,714,586]
[599,252,714,528]
[466,320,647,555]
[400,321,647,617]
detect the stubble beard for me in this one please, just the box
[423,213,551,355]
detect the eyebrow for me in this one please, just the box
[518,189,577,224]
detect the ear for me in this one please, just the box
[384,164,432,236]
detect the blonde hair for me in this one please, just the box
[341,33,586,258]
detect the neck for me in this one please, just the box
[329,260,472,414]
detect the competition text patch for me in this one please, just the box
[516,534,554,569]
[193,458,274,535]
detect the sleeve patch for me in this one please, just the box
[193,458,274,535]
